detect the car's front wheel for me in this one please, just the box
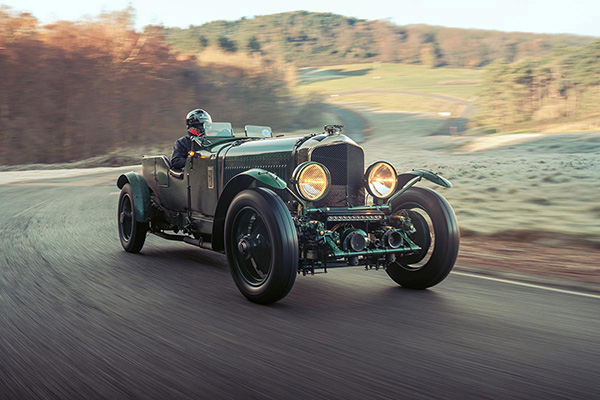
[386,187,459,289]
[118,183,148,253]
[225,188,298,304]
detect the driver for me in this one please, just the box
[170,109,212,171]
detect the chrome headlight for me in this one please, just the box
[292,162,331,202]
[365,162,397,199]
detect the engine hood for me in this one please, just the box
[221,133,365,206]
[223,132,361,159]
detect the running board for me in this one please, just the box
[152,232,213,250]
[152,232,185,241]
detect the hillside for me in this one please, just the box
[163,11,596,68]
[297,63,481,117]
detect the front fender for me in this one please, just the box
[397,169,452,189]
[116,172,151,223]
[212,169,287,252]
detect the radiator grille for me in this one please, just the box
[310,143,364,207]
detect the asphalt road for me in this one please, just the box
[1,170,599,399]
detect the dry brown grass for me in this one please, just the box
[457,236,600,285]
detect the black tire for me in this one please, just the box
[386,187,459,289]
[225,188,298,304]
[118,183,148,253]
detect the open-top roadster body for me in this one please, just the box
[117,123,459,304]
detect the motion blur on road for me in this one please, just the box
[0,170,599,398]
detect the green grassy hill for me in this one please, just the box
[296,63,481,114]
[163,11,596,68]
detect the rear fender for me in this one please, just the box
[116,172,151,222]
[212,169,287,252]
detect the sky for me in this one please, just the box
[2,0,599,36]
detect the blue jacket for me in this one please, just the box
[170,135,191,170]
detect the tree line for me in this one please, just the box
[476,40,600,130]
[0,8,305,165]
[163,11,595,68]
[1,7,597,166]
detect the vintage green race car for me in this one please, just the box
[116,123,459,304]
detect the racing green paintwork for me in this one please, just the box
[211,168,288,252]
[243,168,287,189]
[125,131,453,258]
[116,172,151,223]
[399,169,452,188]
[116,127,460,304]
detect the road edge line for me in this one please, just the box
[453,271,600,299]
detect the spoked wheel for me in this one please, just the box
[386,187,459,289]
[118,183,148,253]
[225,188,298,304]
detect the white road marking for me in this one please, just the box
[109,192,121,195]
[453,271,600,299]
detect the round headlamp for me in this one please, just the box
[292,162,331,202]
[365,162,398,199]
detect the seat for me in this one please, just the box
[158,155,183,180]
[160,155,171,169]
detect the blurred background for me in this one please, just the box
[0,1,599,398]
[1,2,598,260]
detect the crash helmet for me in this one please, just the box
[186,109,212,136]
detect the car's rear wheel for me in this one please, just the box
[386,187,459,289]
[118,183,148,253]
[225,188,298,304]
